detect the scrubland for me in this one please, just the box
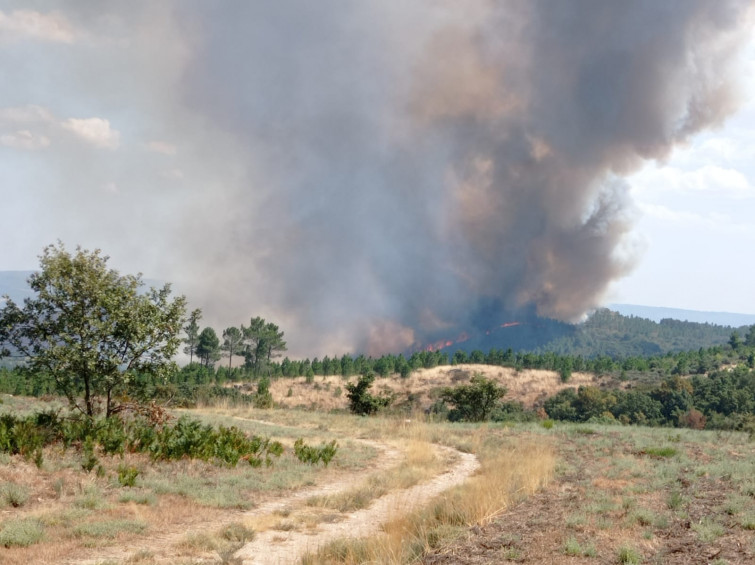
[1,392,753,565]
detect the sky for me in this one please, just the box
[612,40,755,314]
[1,2,755,356]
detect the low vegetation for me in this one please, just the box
[1,244,754,563]
[420,423,755,565]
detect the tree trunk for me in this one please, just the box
[84,377,93,417]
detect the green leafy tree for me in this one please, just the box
[196,327,221,368]
[439,373,507,422]
[0,243,187,417]
[221,326,244,371]
[183,309,202,364]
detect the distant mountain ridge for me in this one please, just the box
[608,304,755,328]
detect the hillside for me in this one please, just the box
[421,308,742,359]
[265,364,604,413]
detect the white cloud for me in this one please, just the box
[147,141,177,155]
[61,117,120,149]
[1,129,50,150]
[0,10,76,43]
[637,202,755,237]
[632,164,753,199]
[0,105,122,150]
[637,202,704,224]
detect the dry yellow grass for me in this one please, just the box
[307,439,446,513]
[266,364,600,413]
[303,439,555,564]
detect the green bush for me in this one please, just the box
[254,377,274,409]
[96,417,127,455]
[439,374,507,422]
[81,436,98,473]
[294,439,338,466]
[345,375,393,416]
[117,465,140,487]
[0,410,289,471]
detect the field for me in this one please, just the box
[0,383,753,564]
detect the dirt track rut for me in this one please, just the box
[235,444,479,565]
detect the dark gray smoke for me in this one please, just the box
[163,0,753,355]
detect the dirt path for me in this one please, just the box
[70,419,479,565]
[235,445,479,565]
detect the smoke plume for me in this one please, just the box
[5,1,753,356]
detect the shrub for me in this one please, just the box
[96,417,127,455]
[439,374,507,422]
[117,465,140,487]
[75,485,108,510]
[81,436,99,473]
[345,375,393,416]
[220,522,255,542]
[0,518,44,547]
[254,377,274,409]
[2,482,29,507]
[125,417,157,452]
[678,408,706,430]
[294,439,338,466]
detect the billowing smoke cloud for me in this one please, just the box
[3,1,753,356]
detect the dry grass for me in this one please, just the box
[303,440,555,564]
[307,439,444,513]
[265,365,602,412]
[1,399,551,564]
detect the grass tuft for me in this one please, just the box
[1,481,30,507]
[643,447,677,458]
[692,517,725,542]
[73,519,147,538]
[0,518,45,547]
[118,490,157,506]
[617,545,643,564]
[220,521,255,542]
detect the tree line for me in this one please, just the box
[183,310,287,376]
